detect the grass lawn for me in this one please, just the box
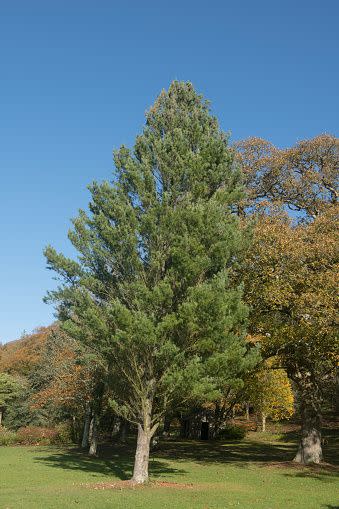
[0,431,338,509]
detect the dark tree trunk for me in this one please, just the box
[335,367,339,415]
[294,389,323,464]
[120,419,129,443]
[180,418,190,438]
[162,416,171,437]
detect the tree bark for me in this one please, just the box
[81,405,91,449]
[89,414,98,456]
[132,424,152,483]
[261,413,266,432]
[294,393,323,464]
[335,366,339,415]
[131,398,157,484]
[0,409,3,427]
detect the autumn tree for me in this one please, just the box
[235,134,338,217]
[0,326,52,377]
[44,81,255,483]
[243,362,294,432]
[31,329,106,454]
[241,206,338,463]
[234,133,338,463]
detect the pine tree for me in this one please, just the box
[44,81,254,483]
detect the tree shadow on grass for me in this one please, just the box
[154,437,338,481]
[156,438,296,466]
[34,444,186,481]
[34,433,338,483]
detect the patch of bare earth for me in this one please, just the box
[83,480,194,491]
[262,461,339,473]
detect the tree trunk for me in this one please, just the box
[81,405,91,449]
[132,424,152,483]
[131,397,157,484]
[120,419,129,443]
[245,403,250,421]
[262,413,266,432]
[89,414,98,456]
[294,394,322,464]
[162,416,171,437]
[335,366,339,415]
[0,409,3,427]
[71,415,77,443]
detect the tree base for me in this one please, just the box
[293,429,323,464]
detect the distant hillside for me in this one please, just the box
[0,325,56,376]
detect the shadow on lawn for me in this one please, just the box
[34,431,338,482]
[34,443,186,481]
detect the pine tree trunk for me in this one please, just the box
[131,397,157,484]
[294,394,322,464]
[89,414,98,456]
[132,424,152,483]
[0,410,2,427]
[262,413,266,432]
[81,405,91,448]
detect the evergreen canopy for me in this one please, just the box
[44,81,256,482]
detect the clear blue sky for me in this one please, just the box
[0,1,338,343]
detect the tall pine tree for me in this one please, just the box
[45,82,255,482]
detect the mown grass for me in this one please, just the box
[0,432,338,509]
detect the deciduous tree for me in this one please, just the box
[241,206,338,462]
[243,362,294,432]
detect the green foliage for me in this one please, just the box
[217,423,246,440]
[0,372,23,410]
[44,81,255,435]
[0,427,18,446]
[53,422,75,445]
[243,363,294,421]
[3,386,47,430]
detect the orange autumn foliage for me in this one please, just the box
[0,326,56,376]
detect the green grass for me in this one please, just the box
[0,433,338,509]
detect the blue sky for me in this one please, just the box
[0,0,338,343]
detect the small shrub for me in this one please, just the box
[16,426,59,445]
[0,427,18,446]
[217,424,246,441]
[52,423,74,445]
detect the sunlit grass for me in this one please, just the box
[0,433,338,509]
